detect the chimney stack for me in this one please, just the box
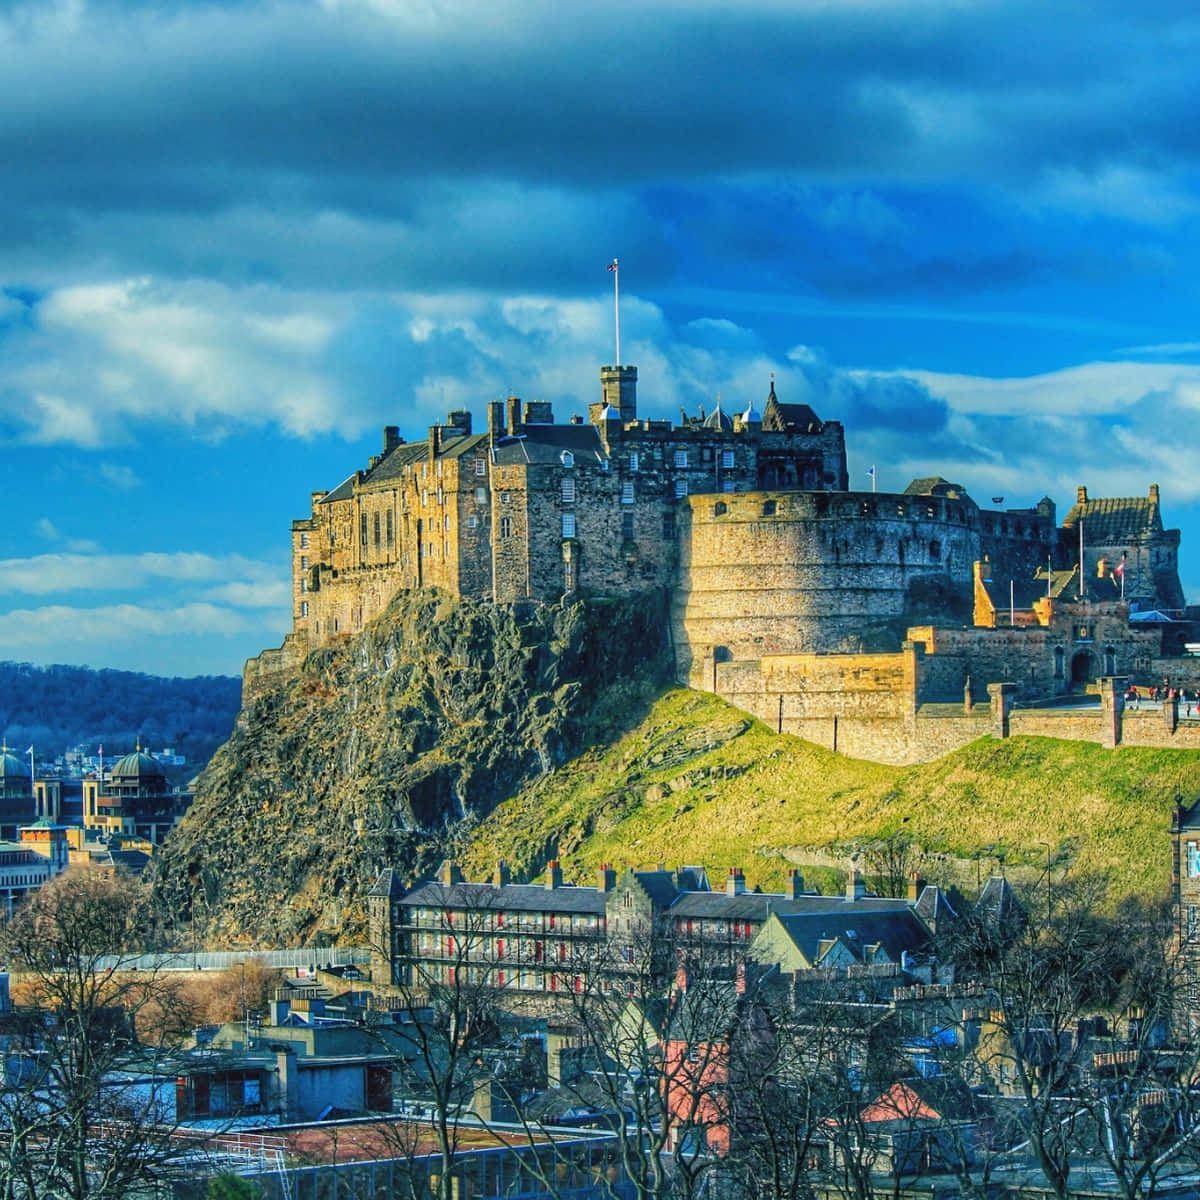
[787,868,804,900]
[439,860,463,886]
[383,425,402,454]
[1077,485,1089,504]
[846,867,866,901]
[598,863,616,893]
[506,395,522,437]
[907,874,926,902]
[546,860,563,890]
[726,867,746,897]
[495,860,510,887]
[1150,483,1160,503]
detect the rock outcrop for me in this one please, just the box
[149,588,671,945]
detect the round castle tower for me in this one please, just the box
[672,488,981,686]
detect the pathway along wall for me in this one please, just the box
[672,489,979,688]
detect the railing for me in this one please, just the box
[95,947,369,972]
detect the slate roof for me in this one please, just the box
[319,474,358,504]
[904,476,970,500]
[630,870,684,907]
[762,382,822,433]
[367,868,405,900]
[1061,494,1163,542]
[913,884,959,928]
[974,876,1025,933]
[400,880,607,916]
[767,903,930,966]
[492,424,608,467]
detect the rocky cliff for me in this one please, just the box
[148,588,672,945]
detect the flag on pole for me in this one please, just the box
[607,259,618,272]
[1114,555,1126,579]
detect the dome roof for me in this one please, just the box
[741,398,762,425]
[111,750,165,780]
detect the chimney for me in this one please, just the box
[448,410,472,435]
[428,425,441,460]
[846,867,866,901]
[383,425,402,454]
[495,860,510,887]
[439,860,463,886]
[726,867,746,897]
[907,874,926,902]
[488,400,505,443]
[275,1049,298,1122]
[546,860,563,890]
[1077,485,1088,505]
[1150,483,1160,503]
[506,395,522,437]
[598,863,616,893]
[787,868,804,900]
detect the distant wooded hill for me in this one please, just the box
[0,661,241,772]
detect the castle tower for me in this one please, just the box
[367,868,406,986]
[600,365,637,424]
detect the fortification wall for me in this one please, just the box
[672,489,979,687]
[242,633,308,705]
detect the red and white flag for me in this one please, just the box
[1114,556,1126,578]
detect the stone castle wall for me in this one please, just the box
[672,489,981,687]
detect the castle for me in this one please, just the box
[267,362,1198,764]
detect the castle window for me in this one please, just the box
[1054,647,1064,678]
[500,516,513,538]
[466,514,478,530]
[374,512,381,547]
[386,511,394,546]
[663,512,676,539]
[702,446,713,463]
[721,449,735,469]
[1188,842,1200,878]
[622,481,635,505]
[929,539,941,561]
[629,452,639,472]
[422,490,428,506]
[675,479,688,499]
[714,502,727,516]
[444,514,451,532]
[444,538,450,557]
[474,486,487,505]
[561,513,576,539]
[300,601,309,618]
[300,577,307,593]
[436,459,443,477]
[622,511,635,540]
[299,533,309,549]
[501,492,511,505]
[560,450,574,468]
[722,479,734,493]
[360,513,368,546]
[300,555,308,571]
[674,449,689,469]
[761,500,776,516]
[475,458,486,476]
[437,489,444,505]
[562,478,576,504]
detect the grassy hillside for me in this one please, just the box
[460,688,1200,903]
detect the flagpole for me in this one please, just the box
[1010,580,1015,627]
[609,258,621,367]
[27,745,34,801]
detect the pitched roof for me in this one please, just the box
[319,474,358,504]
[399,880,607,915]
[761,381,822,433]
[913,885,959,927]
[766,903,930,967]
[904,476,970,500]
[1061,492,1163,542]
[974,876,1025,933]
[492,424,607,467]
[367,868,405,900]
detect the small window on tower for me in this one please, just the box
[561,513,576,539]
[475,458,486,477]
[674,449,688,469]
[560,450,574,468]
[674,479,688,499]
[629,452,639,472]
[721,449,735,469]
[622,481,634,505]
[299,533,309,549]
[562,478,576,504]
[500,516,513,538]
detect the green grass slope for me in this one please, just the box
[460,688,1200,903]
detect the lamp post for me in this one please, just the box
[1037,840,1053,926]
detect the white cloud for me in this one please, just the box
[0,602,281,648]
[205,580,293,608]
[0,551,282,595]
[98,463,140,490]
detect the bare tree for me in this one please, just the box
[0,865,204,1200]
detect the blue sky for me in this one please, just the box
[3,0,1200,677]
